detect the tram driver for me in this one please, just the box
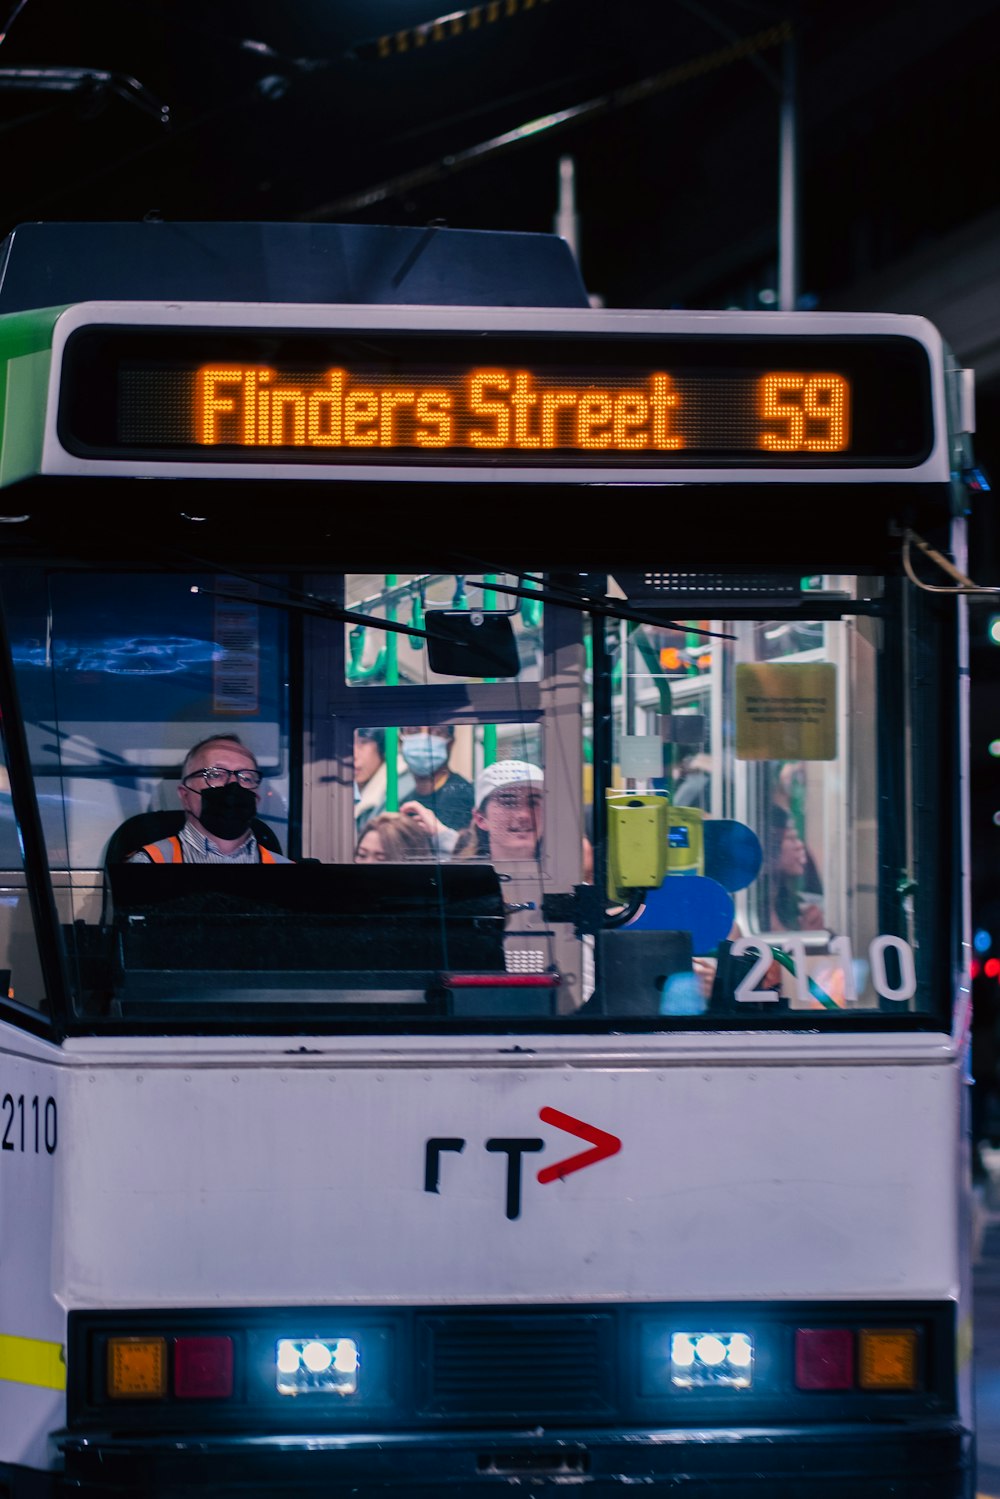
[128,735,292,864]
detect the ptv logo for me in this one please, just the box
[424,1107,621,1220]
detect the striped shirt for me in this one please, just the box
[128,823,286,864]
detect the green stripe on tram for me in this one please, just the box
[0,305,67,490]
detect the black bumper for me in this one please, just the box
[54,1421,973,1498]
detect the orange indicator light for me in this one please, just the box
[857,1328,919,1389]
[107,1336,168,1399]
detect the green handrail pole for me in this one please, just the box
[483,573,498,764]
[385,575,399,810]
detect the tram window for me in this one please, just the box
[736,622,843,947]
[2,568,288,874]
[751,618,826,662]
[614,624,714,810]
[606,606,935,1016]
[344,573,542,687]
[0,557,950,1028]
[353,722,544,863]
[0,719,46,1013]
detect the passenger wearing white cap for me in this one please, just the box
[455,760,544,861]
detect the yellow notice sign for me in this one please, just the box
[736,662,837,760]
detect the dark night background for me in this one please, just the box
[2,0,999,936]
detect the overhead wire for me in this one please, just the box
[302,20,792,219]
[0,0,30,49]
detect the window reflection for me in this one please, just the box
[758,765,826,934]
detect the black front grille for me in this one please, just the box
[419,1313,615,1416]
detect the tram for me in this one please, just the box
[0,221,977,1497]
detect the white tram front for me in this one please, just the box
[0,221,977,1498]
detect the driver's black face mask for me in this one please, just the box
[195,783,257,841]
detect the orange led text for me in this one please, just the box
[194,366,685,452]
[757,373,850,452]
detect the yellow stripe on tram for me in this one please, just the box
[0,1332,66,1390]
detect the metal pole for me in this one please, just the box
[590,585,614,904]
[777,34,798,312]
[553,154,580,264]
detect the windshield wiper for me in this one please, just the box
[178,545,733,642]
[189,584,436,643]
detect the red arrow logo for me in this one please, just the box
[536,1107,621,1184]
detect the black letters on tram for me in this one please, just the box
[1,1094,57,1154]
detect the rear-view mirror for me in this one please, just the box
[425,609,520,678]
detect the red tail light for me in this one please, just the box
[794,1328,854,1390]
[173,1336,234,1399]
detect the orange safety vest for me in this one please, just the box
[140,835,278,864]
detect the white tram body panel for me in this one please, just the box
[0,1030,964,1469]
[54,1037,959,1309]
[9,1031,971,1313]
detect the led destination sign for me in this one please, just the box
[192,366,847,454]
[58,328,934,467]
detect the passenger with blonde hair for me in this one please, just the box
[354,811,435,863]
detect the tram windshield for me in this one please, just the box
[0,558,954,1029]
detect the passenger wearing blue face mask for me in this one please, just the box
[397,724,473,833]
[354,727,414,838]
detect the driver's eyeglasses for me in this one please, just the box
[182,766,262,791]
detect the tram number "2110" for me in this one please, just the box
[731,934,917,1006]
[1,1094,57,1155]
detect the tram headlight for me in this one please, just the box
[275,1337,360,1396]
[669,1330,753,1388]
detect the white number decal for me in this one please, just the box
[869,935,917,1002]
[730,939,781,1003]
[777,935,812,1006]
[729,933,916,1006]
[828,935,859,1004]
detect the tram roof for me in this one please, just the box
[0,220,590,314]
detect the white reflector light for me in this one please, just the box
[275,1338,359,1396]
[670,1331,753,1388]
